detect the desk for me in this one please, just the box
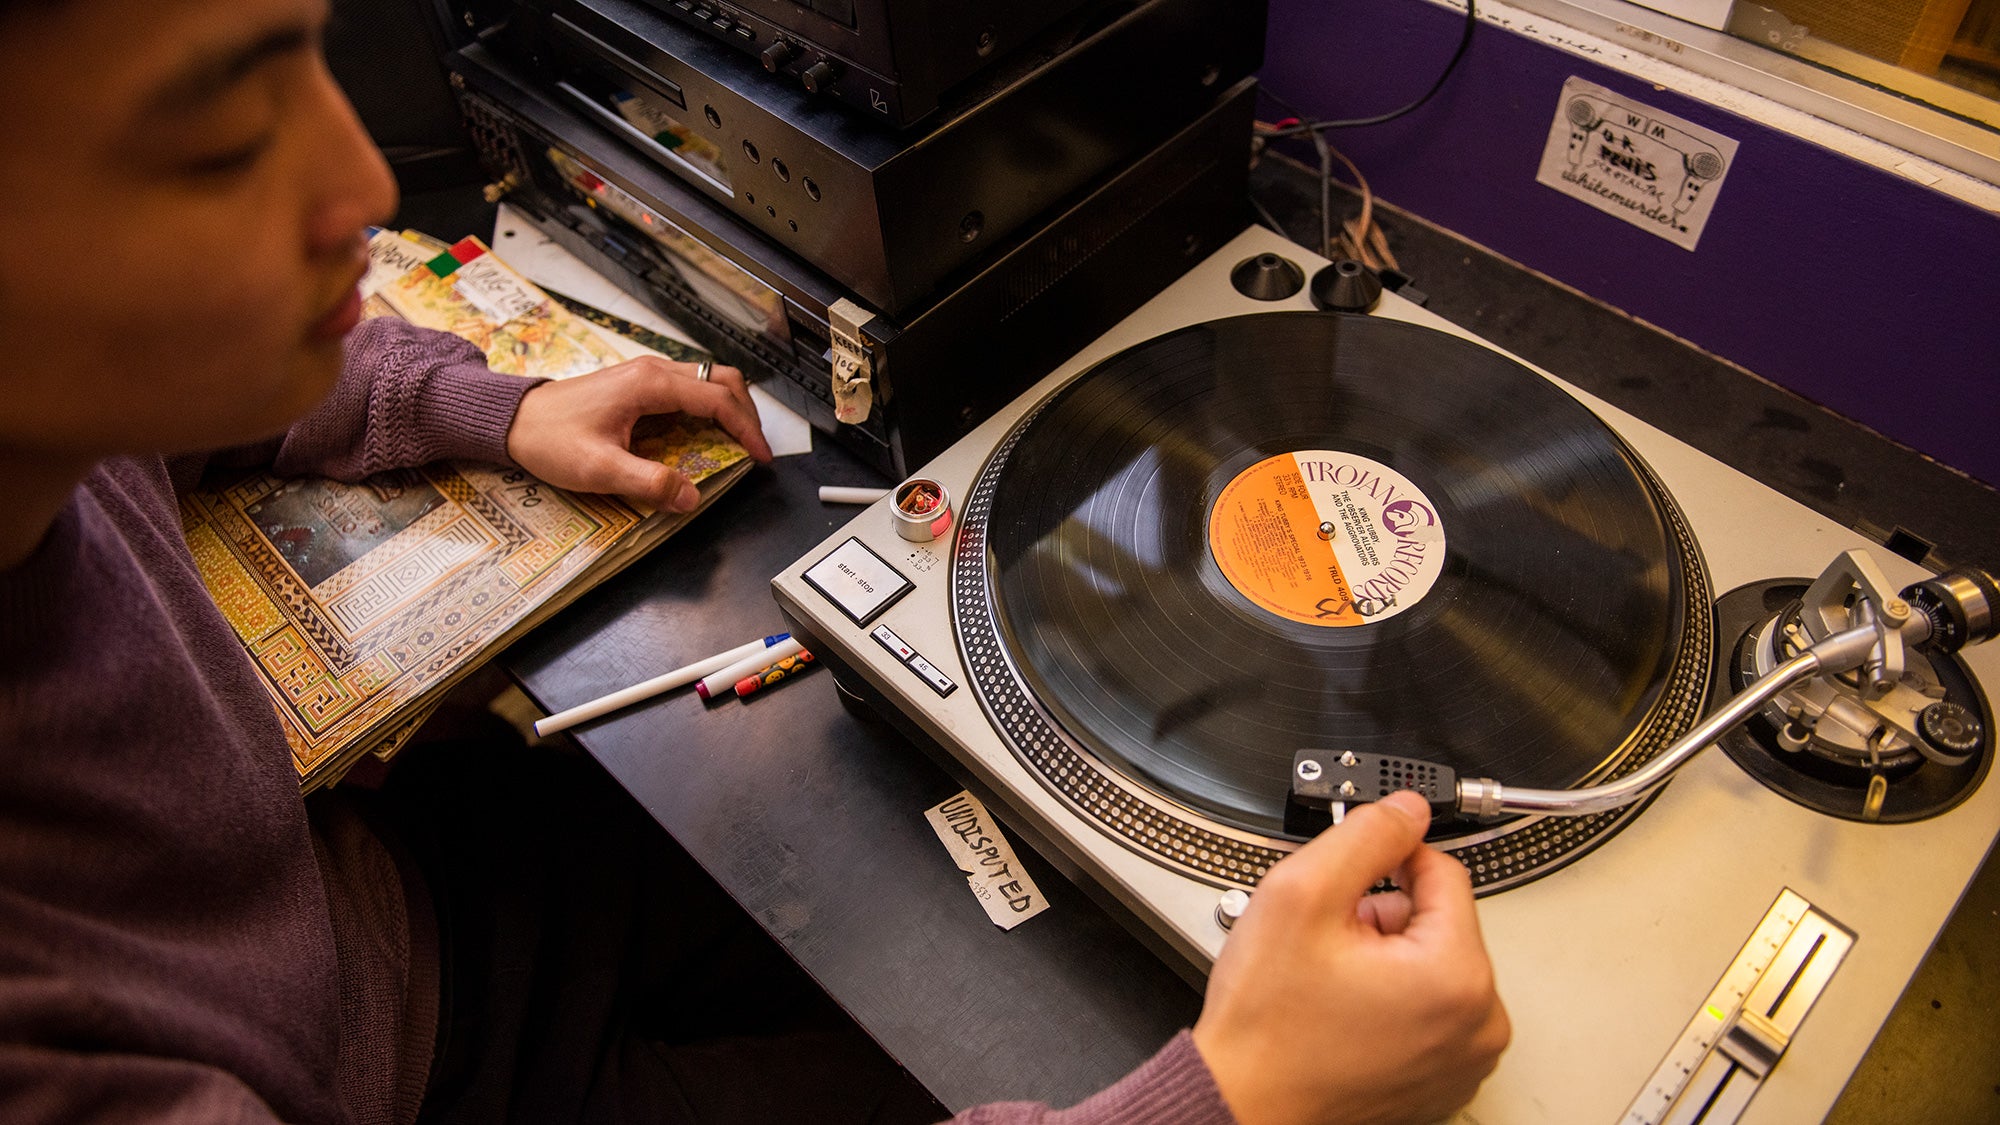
[504,441,1200,1112]
[499,174,2000,1119]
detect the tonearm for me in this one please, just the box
[1290,549,1997,824]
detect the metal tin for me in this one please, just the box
[891,477,953,542]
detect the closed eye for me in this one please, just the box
[178,133,278,178]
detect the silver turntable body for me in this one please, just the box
[771,225,2000,1123]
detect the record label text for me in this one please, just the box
[1208,452,1445,627]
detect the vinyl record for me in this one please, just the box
[967,311,1704,845]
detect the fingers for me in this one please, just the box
[589,449,700,513]
[619,357,773,463]
[1399,833,1484,953]
[1356,887,1413,934]
[1475,991,1514,1064]
[1274,789,1433,913]
[1193,787,1505,1125]
[506,357,772,508]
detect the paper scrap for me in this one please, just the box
[828,298,875,425]
[925,791,1049,930]
[1892,160,1943,187]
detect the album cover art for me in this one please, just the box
[182,462,643,782]
[185,231,754,788]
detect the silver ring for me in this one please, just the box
[694,358,713,383]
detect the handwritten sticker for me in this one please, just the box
[1535,76,1738,251]
[925,791,1048,930]
[828,298,875,425]
[450,254,548,325]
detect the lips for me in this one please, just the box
[308,252,372,343]
[309,286,363,342]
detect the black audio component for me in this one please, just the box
[494,0,1264,316]
[616,0,1095,128]
[448,43,1254,478]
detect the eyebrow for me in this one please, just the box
[146,23,314,115]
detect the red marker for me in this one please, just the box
[734,650,817,697]
[696,635,806,699]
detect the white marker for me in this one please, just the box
[818,485,890,504]
[534,634,789,735]
[697,635,807,700]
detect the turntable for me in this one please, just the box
[771,225,2000,1123]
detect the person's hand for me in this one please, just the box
[505,356,774,512]
[1191,791,1510,1125]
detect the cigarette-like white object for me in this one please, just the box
[697,635,807,699]
[534,634,789,735]
[818,485,890,504]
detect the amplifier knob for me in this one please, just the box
[801,59,841,94]
[760,39,797,73]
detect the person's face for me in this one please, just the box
[0,0,397,461]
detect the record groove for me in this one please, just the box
[952,311,1711,892]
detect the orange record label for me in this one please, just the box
[1208,452,1445,627]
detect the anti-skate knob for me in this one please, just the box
[1918,701,1983,761]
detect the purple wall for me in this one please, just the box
[1262,0,2000,487]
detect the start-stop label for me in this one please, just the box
[1208,452,1445,626]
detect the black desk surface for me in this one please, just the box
[499,173,2000,1119]
[504,442,1200,1112]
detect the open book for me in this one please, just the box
[182,231,751,790]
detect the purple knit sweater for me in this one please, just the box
[0,319,1233,1125]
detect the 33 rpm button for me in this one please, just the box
[871,624,916,661]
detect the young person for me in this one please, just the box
[0,1,1509,1122]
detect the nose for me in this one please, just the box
[302,61,399,259]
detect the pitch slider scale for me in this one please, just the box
[1623,889,1854,1125]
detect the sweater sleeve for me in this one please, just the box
[0,1047,283,1124]
[947,1032,1235,1125]
[268,318,544,482]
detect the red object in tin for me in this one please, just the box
[892,477,953,542]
